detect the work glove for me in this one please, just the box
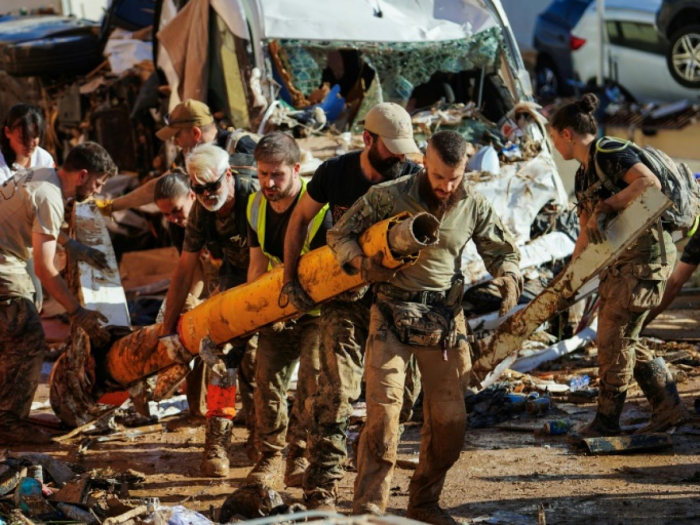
[64,239,108,270]
[69,306,110,347]
[493,273,521,317]
[279,280,316,312]
[360,252,397,283]
[94,198,113,217]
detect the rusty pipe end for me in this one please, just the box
[387,212,440,256]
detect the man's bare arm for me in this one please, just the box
[247,247,269,283]
[282,192,324,284]
[162,250,200,334]
[32,232,80,313]
[112,177,160,212]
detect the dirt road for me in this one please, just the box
[16,348,700,525]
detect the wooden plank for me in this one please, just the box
[72,201,130,327]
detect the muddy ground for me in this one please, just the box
[10,309,700,525]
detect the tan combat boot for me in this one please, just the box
[245,452,282,484]
[202,417,233,477]
[283,445,308,488]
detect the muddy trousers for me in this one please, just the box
[304,299,422,499]
[353,304,471,514]
[0,296,47,427]
[596,268,665,421]
[237,335,258,432]
[254,317,320,456]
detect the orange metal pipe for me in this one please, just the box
[104,212,423,387]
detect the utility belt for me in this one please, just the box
[374,283,447,306]
[374,281,471,349]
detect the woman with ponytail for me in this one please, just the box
[548,93,688,436]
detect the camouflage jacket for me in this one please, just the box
[328,170,521,292]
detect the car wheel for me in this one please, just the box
[535,60,560,99]
[666,24,700,88]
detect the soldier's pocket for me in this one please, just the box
[625,275,665,313]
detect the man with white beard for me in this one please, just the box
[161,143,259,476]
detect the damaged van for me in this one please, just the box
[156,0,572,287]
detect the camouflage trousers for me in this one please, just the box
[237,336,257,433]
[303,298,422,499]
[596,263,668,414]
[0,296,47,426]
[253,316,320,455]
[354,303,471,513]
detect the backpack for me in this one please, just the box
[593,136,700,232]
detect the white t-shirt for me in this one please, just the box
[0,168,64,278]
[0,146,55,184]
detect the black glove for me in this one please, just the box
[65,239,108,270]
[279,280,316,312]
[360,252,397,283]
[69,306,110,347]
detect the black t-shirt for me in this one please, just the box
[248,190,332,262]
[682,227,700,266]
[575,141,642,214]
[306,151,421,225]
[168,222,185,254]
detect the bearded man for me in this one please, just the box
[327,130,522,524]
[161,143,259,476]
[280,103,424,510]
[0,142,116,444]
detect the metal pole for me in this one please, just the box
[597,0,605,86]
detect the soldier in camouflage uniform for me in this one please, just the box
[281,103,423,510]
[549,93,689,436]
[0,142,116,445]
[328,131,521,524]
[161,143,259,477]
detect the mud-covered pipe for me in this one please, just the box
[104,212,437,387]
[387,212,440,256]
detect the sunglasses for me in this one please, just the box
[191,170,226,195]
[163,113,199,127]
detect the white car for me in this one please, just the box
[571,0,700,103]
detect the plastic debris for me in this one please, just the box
[569,375,590,392]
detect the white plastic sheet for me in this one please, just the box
[105,39,153,75]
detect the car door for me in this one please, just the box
[607,17,700,103]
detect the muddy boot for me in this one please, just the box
[202,417,233,477]
[406,504,458,525]
[634,357,690,433]
[304,489,337,512]
[577,390,626,438]
[0,417,54,445]
[283,445,308,488]
[245,452,282,485]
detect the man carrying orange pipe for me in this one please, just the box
[244,132,331,486]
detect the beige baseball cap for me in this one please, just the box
[361,102,420,155]
[156,99,214,141]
